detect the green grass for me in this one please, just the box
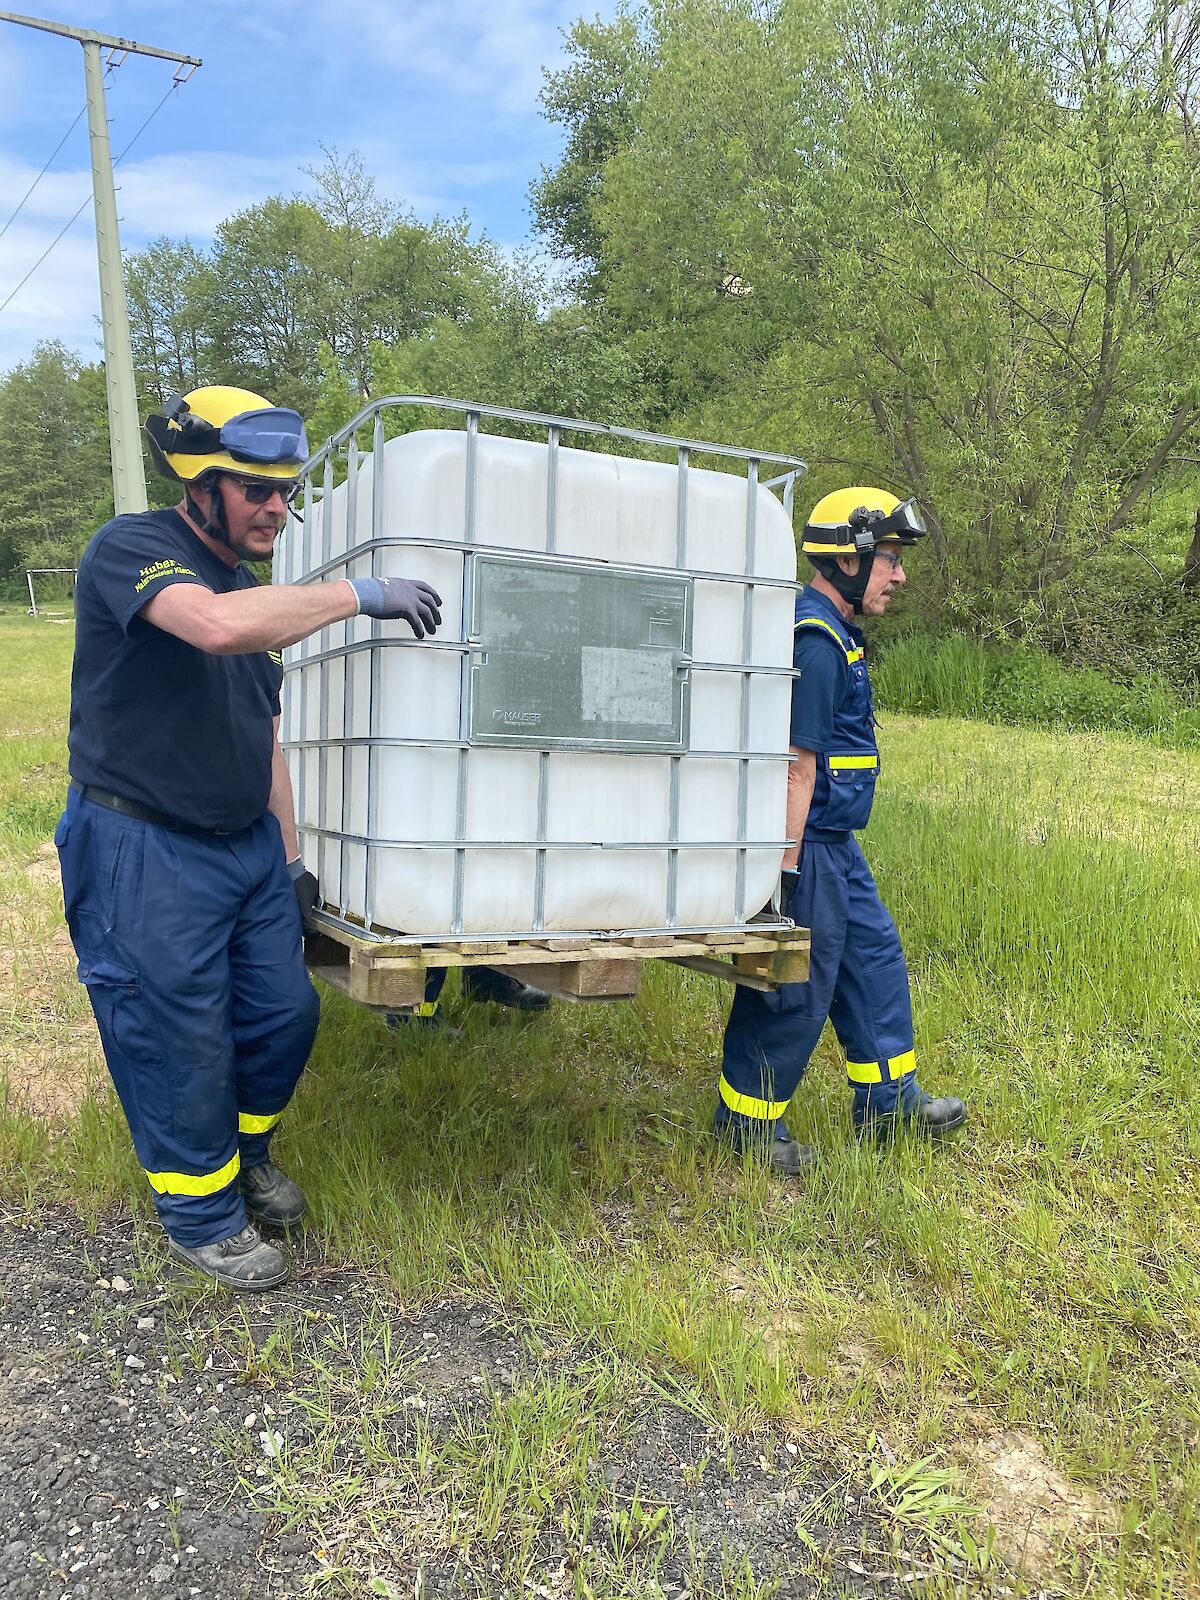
[875,629,1200,748]
[2,610,1199,1597]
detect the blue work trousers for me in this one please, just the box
[55,787,320,1246]
[715,835,918,1136]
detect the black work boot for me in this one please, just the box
[168,1223,289,1291]
[715,1120,817,1178]
[240,1160,307,1228]
[863,1090,969,1143]
[461,967,551,1012]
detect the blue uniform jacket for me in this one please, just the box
[792,588,879,836]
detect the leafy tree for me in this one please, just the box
[566,0,1200,623]
[371,264,651,431]
[0,344,112,578]
[304,147,507,403]
[125,237,211,402]
[531,7,654,294]
[123,148,518,420]
[200,196,328,412]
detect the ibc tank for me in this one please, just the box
[276,403,803,939]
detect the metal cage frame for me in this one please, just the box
[276,396,807,945]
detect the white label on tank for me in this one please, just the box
[580,646,674,727]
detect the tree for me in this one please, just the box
[370,262,652,432]
[125,237,211,402]
[564,0,1200,620]
[124,149,517,418]
[201,197,328,412]
[531,8,654,294]
[0,344,112,579]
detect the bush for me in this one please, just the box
[873,631,1200,748]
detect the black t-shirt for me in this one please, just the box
[67,508,284,832]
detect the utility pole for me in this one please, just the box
[0,12,201,515]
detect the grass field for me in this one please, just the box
[1,608,1198,1598]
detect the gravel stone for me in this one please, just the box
[0,1207,920,1599]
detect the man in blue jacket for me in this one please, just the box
[58,386,442,1289]
[713,487,967,1174]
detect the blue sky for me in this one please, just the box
[0,1,607,373]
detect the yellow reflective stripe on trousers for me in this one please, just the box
[846,1049,916,1085]
[238,1110,283,1135]
[144,1150,241,1197]
[718,1074,790,1122]
[796,617,859,665]
[413,1000,438,1018]
[828,754,878,770]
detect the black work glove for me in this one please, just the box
[346,576,443,637]
[287,857,320,932]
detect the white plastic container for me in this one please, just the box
[278,416,798,938]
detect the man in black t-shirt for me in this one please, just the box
[58,385,443,1291]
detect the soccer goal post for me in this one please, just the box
[26,568,78,617]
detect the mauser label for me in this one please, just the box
[492,709,542,726]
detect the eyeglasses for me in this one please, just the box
[224,473,302,507]
[874,548,904,570]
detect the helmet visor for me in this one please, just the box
[221,408,309,466]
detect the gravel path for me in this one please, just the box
[0,1208,923,1599]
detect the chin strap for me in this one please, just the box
[181,474,231,547]
[809,551,876,615]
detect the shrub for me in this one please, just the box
[872,631,1200,748]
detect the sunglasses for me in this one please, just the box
[224,473,303,507]
[874,548,904,570]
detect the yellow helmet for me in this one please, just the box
[802,486,927,556]
[144,386,309,485]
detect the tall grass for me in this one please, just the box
[2,610,1200,1597]
[874,630,1200,747]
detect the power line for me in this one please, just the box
[0,103,87,243]
[0,75,181,318]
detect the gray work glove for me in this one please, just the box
[346,576,442,637]
[288,857,319,932]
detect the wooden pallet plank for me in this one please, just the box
[309,924,810,985]
[347,947,427,1008]
[771,947,811,985]
[308,964,411,1012]
[732,950,775,981]
[494,959,642,1000]
[667,956,776,992]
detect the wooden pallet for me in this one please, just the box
[305,920,811,1010]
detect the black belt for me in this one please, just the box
[76,784,238,836]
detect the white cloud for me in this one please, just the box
[113,153,310,235]
[294,0,578,120]
[343,140,547,220]
[0,149,307,373]
[0,0,609,372]
[0,147,307,241]
[0,222,101,372]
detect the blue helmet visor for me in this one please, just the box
[220,408,309,466]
